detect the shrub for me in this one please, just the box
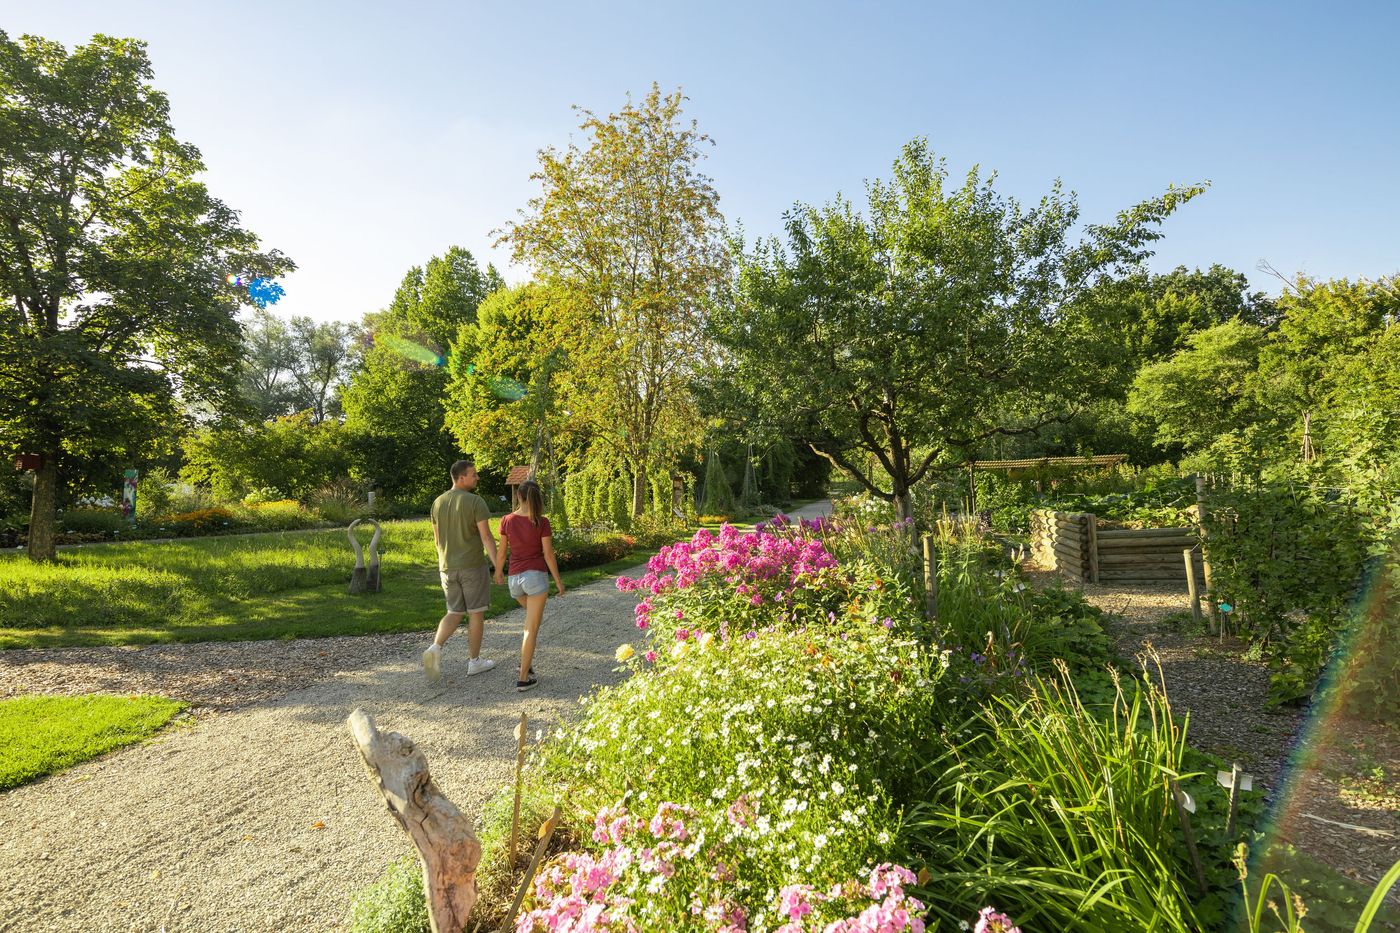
[551,530,634,571]
[57,507,128,537]
[344,856,428,933]
[311,478,368,525]
[237,499,318,532]
[135,466,177,519]
[164,507,239,535]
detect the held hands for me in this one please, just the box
[493,567,505,585]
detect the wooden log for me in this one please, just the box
[1099,552,1199,565]
[1101,572,1206,583]
[347,709,479,933]
[1096,537,1198,551]
[1196,475,1216,630]
[1085,513,1099,583]
[1097,526,1196,539]
[1185,549,1203,623]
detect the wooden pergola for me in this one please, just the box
[964,454,1128,512]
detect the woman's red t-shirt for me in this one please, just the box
[500,513,552,575]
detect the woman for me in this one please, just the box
[494,480,565,692]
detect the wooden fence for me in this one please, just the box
[1030,509,1205,585]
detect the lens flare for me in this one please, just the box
[376,333,444,367]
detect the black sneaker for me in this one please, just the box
[516,677,538,693]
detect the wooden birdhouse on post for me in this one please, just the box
[14,453,43,472]
[506,465,534,506]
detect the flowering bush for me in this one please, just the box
[517,799,1009,933]
[616,521,920,645]
[526,618,948,930]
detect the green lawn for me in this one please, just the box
[0,694,187,789]
[0,518,654,649]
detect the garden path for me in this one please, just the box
[0,501,832,933]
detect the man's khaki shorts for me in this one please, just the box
[440,566,491,614]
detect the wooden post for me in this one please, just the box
[967,463,977,515]
[1170,779,1208,895]
[1194,475,1216,631]
[1085,513,1100,584]
[503,804,562,930]
[1226,762,1243,836]
[1183,549,1203,624]
[921,534,938,620]
[510,712,528,865]
[347,709,479,933]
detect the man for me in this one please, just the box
[423,459,499,683]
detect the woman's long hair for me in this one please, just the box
[517,480,544,525]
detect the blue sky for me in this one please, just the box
[5,0,1398,322]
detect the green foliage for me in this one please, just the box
[1202,478,1369,643]
[908,671,1235,932]
[180,413,350,502]
[342,247,493,509]
[715,138,1204,522]
[344,856,428,933]
[0,693,185,789]
[0,31,293,559]
[700,448,735,516]
[1128,319,1267,457]
[135,466,177,519]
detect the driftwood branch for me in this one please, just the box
[348,708,479,933]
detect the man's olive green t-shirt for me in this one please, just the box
[431,489,491,572]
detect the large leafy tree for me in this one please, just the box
[341,246,498,506]
[499,85,727,516]
[444,283,582,472]
[715,140,1203,522]
[1127,320,1267,457]
[0,32,292,559]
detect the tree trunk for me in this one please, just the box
[347,708,480,933]
[893,485,913,526]
[632,461,648,518]
[26,453,58,562]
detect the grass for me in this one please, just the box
[0,694,186,789]
[0,518,656,649]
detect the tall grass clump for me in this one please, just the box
[908,662,1227,931]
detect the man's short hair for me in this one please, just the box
[450,459,475,481]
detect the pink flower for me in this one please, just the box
[777,884,817,920]
[676,628,690,641]
[644,650,657,663]
[974,907,1022,933]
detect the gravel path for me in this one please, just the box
[0,502,833,933]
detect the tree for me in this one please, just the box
[238,308,298,420]
[0,32,292,559]
[714,140,1204,522]
[499,85,727,517]
[1127,319,1266,456]
[341,247,496,507]
[1254,275,1397,462]
[444,283,581,472]
[181,412,349,502]
[287,316,355,423]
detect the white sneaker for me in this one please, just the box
[467,657,497,676]
[422,645,442,683]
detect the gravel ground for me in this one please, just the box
[0,567,649,932]
[0,502,834,932]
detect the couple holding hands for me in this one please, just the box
[422,459,565,692]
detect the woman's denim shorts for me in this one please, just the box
[508,569,550,598]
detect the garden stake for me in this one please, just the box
[502,804,562,931]
[921,534,938,620]
[1226,761,1243,836]
[1194,475,1216,632]
[1170,778,1208,895]
[510,712,528,865]
[1183,548,1202,624]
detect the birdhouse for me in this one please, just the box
[14,453,43,471]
